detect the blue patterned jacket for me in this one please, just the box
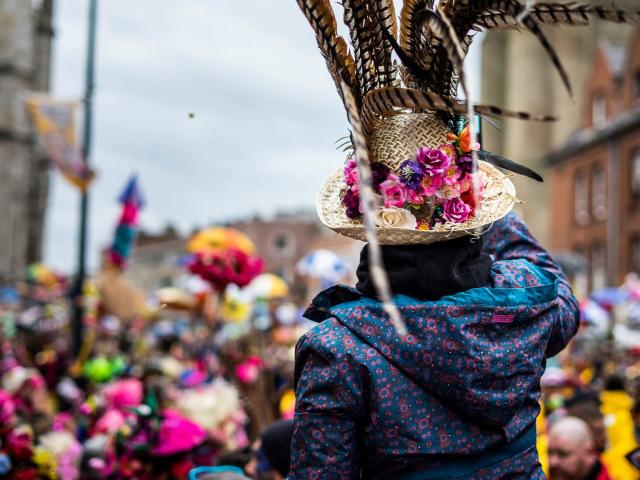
[289,213,580,479]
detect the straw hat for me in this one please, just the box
[295,1,637,246]
[317,112,516,244]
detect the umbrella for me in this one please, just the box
[296,250,349,283]
[0,287,19,306]
[580,299,609,333]
[245,273,289,300]
[187,227,255,255]
[591,287,629,309]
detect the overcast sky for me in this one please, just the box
[46,0,481,274]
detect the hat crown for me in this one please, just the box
[368,113,448,169]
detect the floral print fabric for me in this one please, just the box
[290,213,579,479]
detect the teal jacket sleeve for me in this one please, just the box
[483,213,580,357]
[289,326,365,480]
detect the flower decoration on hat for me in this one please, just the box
[341,122,485,230]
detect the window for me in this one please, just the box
[591,166,607,221]
[592,93,607,128]
[632,237,640,275]
[574,172,589,226]
[573,248,589,299]
[592,243,607,291]
[632,150,640,200]
[270,231,295,258]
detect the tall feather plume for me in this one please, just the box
[521,12,573,97]
[340,81,408,336]
[295,0,359,106]
[400,0,437,89]
[447,0,575,97]
[474,3,640,30]
[361,86,556,131]
[341,0,381,95]
[369,0,400,88]
[415,7,471,99]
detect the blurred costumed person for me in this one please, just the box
[96,174,147,322]
[245,419,293,480]
[285,1,640,478]
[600,375,640,479]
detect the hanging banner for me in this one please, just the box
[25,95,96,190]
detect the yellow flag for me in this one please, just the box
[25,95,95,190]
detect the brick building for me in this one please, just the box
[547,28,640,294]
[126,212,361,302]
[481,1,636,245]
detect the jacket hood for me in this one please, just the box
[305,261,560,429]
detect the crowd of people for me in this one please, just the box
[0,263,306,480]
[1,261,640,479]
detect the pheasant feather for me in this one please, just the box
[361,87,556,132]
[341,81,408,336]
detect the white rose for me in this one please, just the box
[374,207,417,229]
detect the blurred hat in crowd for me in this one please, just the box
[2,366,43,395]
[152,410,206,456]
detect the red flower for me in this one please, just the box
[188,248,264,291]
[460,188,477,215]
[6,430,33,461]
[11,467,39,480]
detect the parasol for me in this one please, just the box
[591,287,629,309]
[296,249,349,283]
[245,273,289,300]
[187,227,255,255]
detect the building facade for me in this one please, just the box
[481,3,637,246]
[0,0,54,277]
[547,28,640,294]
[126,212,362,302]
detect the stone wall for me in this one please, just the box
[0,0,53,278]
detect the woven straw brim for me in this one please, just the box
[317,161,516,245]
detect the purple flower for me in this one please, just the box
[457,154,474,174]
[343,189,363,219]
[442,197,471,224]
[398,160,425,190]
[417,147,452,177]
[370,162,391,190]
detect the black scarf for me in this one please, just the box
[356,235,493,301]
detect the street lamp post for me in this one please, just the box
[72,0,98,356]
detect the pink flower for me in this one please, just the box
[417,147,452,176]
[379,174,408,208]
[439,143,457,158]
[421,174,443,196]
[442,164,462,186]
[459,173,484,195]
[436,184,463,200]
[407,186,426,205]
[343,158,359,187]
[442,197,471,223]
